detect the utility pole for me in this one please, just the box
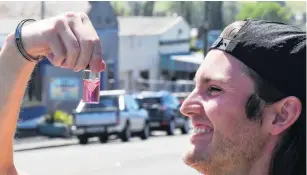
[41,1,45,19]
[203,1,223,54]
[203,1,209,54]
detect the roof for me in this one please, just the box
[118,16,184,36]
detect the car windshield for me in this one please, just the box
[83,96,119,111]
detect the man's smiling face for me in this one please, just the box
[180,49,268,174]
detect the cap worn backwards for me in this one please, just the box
[210,19,306,105]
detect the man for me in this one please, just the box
[0,12,305,175]
[180,20,306,175]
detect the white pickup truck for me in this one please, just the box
[71,90,150,145]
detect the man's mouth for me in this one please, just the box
[190,125,213,144]
[193,124,213,133]
[193,127,213,134]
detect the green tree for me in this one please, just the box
[154,1,203,26]
[110,1,128,16]
[236,2,292,23]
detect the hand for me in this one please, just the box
[14,12,106,73]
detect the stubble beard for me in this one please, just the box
[183,125,266,175]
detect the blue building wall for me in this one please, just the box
[97,29,119,90]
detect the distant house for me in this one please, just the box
[118,16,198,92]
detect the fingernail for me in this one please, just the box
[62,62,69,67]
[47,53,54,60]
[100,61,106,71]
[73,68,80,72]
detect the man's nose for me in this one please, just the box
[180,93,202,118]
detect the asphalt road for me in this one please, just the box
[14,131,201,175]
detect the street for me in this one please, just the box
[14,131,201,175]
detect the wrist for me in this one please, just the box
[2,32,37,66]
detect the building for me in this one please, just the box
[118,16,198,92]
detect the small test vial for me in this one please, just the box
[82,69,100,104]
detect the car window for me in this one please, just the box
[171,95,180,106]
[163,94,179,107]
[130,96,140,111]
[83,96,118,111]
[138,97,162,105]
[163,95,172,105]
[124,95,132,111]
[126,95,139,111]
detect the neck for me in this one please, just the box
[248,153,272,175]
[213,154,272,175]
[217,139,276,175]
[247,138,278,175]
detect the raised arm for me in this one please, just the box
[0,12,106,174]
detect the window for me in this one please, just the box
[163,94,179,107]
[83,96,118,110]
[125,95,139,111]
[105,17,111,24]
[138,97,162,105]
[124,96,132,111]
[130,97,140,110]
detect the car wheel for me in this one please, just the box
[99,134,108,143]
[181,119,190,134]
[140,122,150,140]
[78,135,88,145]
[166,120,175,136]
[120,123,131,142]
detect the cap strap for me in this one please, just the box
[209,37,239,53]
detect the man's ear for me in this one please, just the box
[268,96,302,135]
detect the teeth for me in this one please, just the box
[193,127,212,133]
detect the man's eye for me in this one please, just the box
[207,86,222,96]
[209,86,222,92]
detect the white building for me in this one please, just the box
[118,16,198,92]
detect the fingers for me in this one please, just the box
[45,31,65,67]
[57,14,80,69]
[79,12,106,72]
[69,12,95,72]
[89,40,106,73]
[46,12,105,72]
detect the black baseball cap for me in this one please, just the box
[209,19,306,105]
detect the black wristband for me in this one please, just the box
[15,19,45,63]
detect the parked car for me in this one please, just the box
[173,92,191,120]
[173,92,190,105]
[71,90,150,145]
[134,91,190,136]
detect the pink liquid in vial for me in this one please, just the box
[82,79,100,104]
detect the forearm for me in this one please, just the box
[0,34,36,172]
